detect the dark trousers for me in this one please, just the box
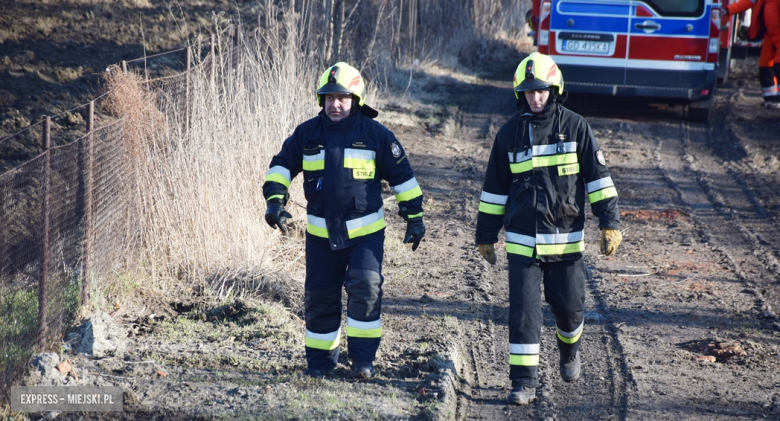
[508,258,586,387]
[304,231,384,370]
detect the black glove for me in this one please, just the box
[265,201,292,234]
[403,218,425,251]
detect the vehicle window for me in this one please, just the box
[638,0,704,17]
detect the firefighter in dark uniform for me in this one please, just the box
[475,53,622,405]
[263,62,425,378]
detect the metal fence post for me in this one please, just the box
[122,60,128,73]
[83,101,95,308]
[37,116,51,351]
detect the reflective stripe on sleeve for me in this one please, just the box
[587,176,618,203]
[302,150,326,171]
[506,232,536,257]
[306,215,329,238]
[305,328,341,350]
[346,317,382,338]
[479,191,508,215]
[556,320,584,344]
[481,191,508,205]
[346,209,386,239]
[266,165,292,188]
[391,177,423,202]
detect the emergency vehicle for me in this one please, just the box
[526,0,752,122]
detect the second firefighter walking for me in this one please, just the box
[475,52,622,405]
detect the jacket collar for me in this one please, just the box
[320,107,363,131]
[517,90,568,123]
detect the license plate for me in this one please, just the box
[562,39,610,54]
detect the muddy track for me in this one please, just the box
[671,119,780,328]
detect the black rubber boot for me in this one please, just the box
[303,367,333,378]
[560,351,581,383]
[352,360,374,378]
[507,386,536,405]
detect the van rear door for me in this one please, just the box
[549,0,632,86]
[626,0,710,89]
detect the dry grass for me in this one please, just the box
[96,1,531,308]
[101,21,316,307]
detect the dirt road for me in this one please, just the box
[403,59,780,419]
[7,7,780,414]
[26,58,778,421]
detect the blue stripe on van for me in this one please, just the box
[558,2,630,16]
[551,15,630,33]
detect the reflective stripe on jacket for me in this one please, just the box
[263,109,423,250]
[476,96,620,263]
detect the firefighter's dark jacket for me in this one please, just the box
[475,94,620,263]
[263,106,424,250]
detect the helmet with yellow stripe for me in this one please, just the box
[513,52,564,99]
[316,62,366,106]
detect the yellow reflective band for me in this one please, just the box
[303,160,325,171]
[307,224,329,238]
[395,186,423,202]
[344,158,376,169]
[267,195,285,202]
[506,242,534,257]
[558,163,580,176]
[588,186,618,204]
[265,173,291,188]
[557,329,583,344]
[346,326,382,338]
[510,160,533,174]
[305,336,340,350]
[534,153,578,168]
[407,212,423,219]
[509,354,540,366]
[347,218,386,239]
[479,202,506,215]
[536,241,585,256]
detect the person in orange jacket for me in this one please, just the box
[726,0,780,108]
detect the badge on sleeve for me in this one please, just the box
[595,150,606,166]
[390,142,401,158]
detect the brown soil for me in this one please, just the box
[6,1,780,420]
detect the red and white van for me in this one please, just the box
[528,0,732,121]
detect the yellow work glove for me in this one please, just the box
[478,244,497,265]
[600,229,622,256]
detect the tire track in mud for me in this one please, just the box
[669,120,780,329]
[448,105,630,420]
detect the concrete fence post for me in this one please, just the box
[37,116,51,351]
[83,101,95,308]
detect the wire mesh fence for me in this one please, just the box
[0,41,214,401]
